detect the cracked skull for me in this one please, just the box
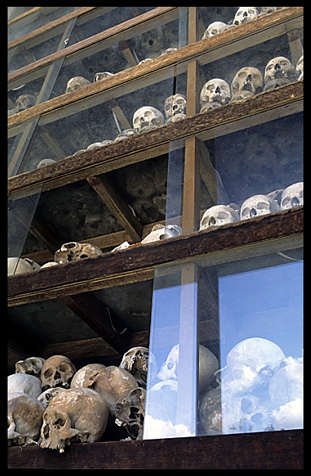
[200,205,239,230]
[280,182,303,210]
[41,355,76,391]
[264,56,296,87]
[66,76,91,94]
[39,388,109,452]
[164,94,187,123]
[233,7,259,26]
[133,106,165,134]
[200,79,231,107]
[119,346,157,388]
[240,194,279,220]
[231,67,263,96]
[54,241,103,263]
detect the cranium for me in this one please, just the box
[164,94,187,123]
[264,56,296,86]
[230,89,254,103]
[54,241,103,263]
[200,102,222,113]
[200,79,231,107]
[8,373,42,399]
[94,71,113,82]
[115,387,146,440]
[141,224,181,244]
[280,182,303,210]
[37,387,66,409]
[15,94,36,112]
[37,158,56,168]
[15,356,45,378]
[157,344,219,393]
[8,393,44,446]
[66,76,91,94]
[199,386,222,435]
[119,346,157,388]
[233,7,259,26]
[240,194,279,219]
[8,257,40,276]
[231,67,263,96]
[202,21,228,39]
[200,205,239,230]
[41,355,76,391]
[39,388,109,452]
[296,55,303,81]
[114,129,136,141]
[81,366,139,414]
[70,363,106,389]
[133,106,165,134]
[87,140,113,150]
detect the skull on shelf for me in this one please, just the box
[54,241,103,264]
[133,106,165,134]
[280,182,303,210]
[200,79,231,107]
[15,356,45,378]
[263,77,290,92]
[264,56,296,87]
[202,21,228,39]
[200,102,222,113]
[41,355,76,391]
[233,7,259,26]
[8,257,40,276]
[8,373,42,399]
[94,71,113,82]
[231,67,263,96]
[259,7,282,16]
[37,158,57,168]
[296,55,303,81]
[240,194,279,220]
[37,387,66,409]
[41,261,59,269]
[115,387,146,440]
[114,129,136,141]
[230,89,254,103]
[8,393,44,446]
[65,76,91,94]
[200,205,240,230]
[141,224,182,244]
[70,363,106,389]
[164,94,187,123]
[120,346,157,388]
[15,94,36,112]
[39,388,109,452]
[199,386,222,435]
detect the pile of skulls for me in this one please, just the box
[8,346,155,452]
[199,181,303,230]
[199,337,303,434]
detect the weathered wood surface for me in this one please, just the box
[7,430,303,469]
[8,207,303,306]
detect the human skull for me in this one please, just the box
[280,182,303,210]
[230,90,254,103]
[141,224,182,244]
[231,67,263,96]
[202,21,228,39]
[8,373,42,399]
[39,388,109,452]
[200,102,222,113]
[233,7,259,26]
[81,366,139,415]
[15,94,36,112]
[54,241,103,263]
[8,257,40,276]
[119,346,157,388]
[133,106,165,134]
[8,393,44,446]
[41,261,59,269]
[15,356,45,378]
[87,140,113,150]
[259,7,282,16]
[200,79,231,107]
[94,71,113,82]
[296,55,303,81]
[114,129,136,141]
[199,386,222,435]
[115,387,146,440]
[264,56,296,86]
[164,94,187,123]
[66,76,91,94]
[41,355,76,391]
[200,205,239,230]
[37,387,66,409]
[263,77,290,92]
[37,158,57,168]
[157,344,219,393]
[240,194,279,220]
[70,363,106,389]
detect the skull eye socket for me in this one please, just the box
[256,201,269,210]
[238,71,247,80]
[53,417,66,429]
[208,216,217,226]
[167,361,174,370]
[44,368,54,379]
[242,207,250,218]
[59,363,71,373]
[217,211,230,220]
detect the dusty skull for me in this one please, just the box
[41,355,76,391]
[119,346,157,387]
[66,76,91,94]
[164,94,187,123]
[233,7,259,26]
[54,241,103,263]
[157,344,219,393]
[70,363,106,389]
[240,194,279,220]
[37,158,56,168]
[200,79,231,107]
[133,106,165,134]
[200,102,222,113]
[114,129,136,141]
[15,94,36,112]
[15,356,45,378]
[81,366,139,415]
[8,373,42,399]
[8,257,40,276]
[94,71,113,82]
[39,388,109,452]
[296,55,303,81]
[280,182,303,210]
[231,67,263,96]
[115,387,146,440]
[37,387,66,409]
[202,21,228,39]
[200,205,239,230]
[141,224,182,244]
[230,89,254,103]
[264,56,296,86]
[8,393,44,446]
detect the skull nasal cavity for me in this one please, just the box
[250,208,257,217]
